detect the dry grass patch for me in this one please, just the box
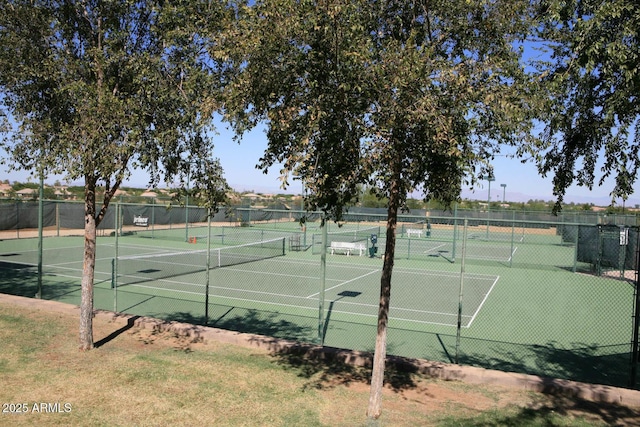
[1,301,638,426]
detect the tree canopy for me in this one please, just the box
[535,0,640,210]
[0,0,228,200]
[0,0,230,349]
[221,0,542,420]
[224,0,541,218]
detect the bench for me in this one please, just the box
[406,229,423,238]
[330,241,365,256]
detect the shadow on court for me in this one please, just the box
[0,261,81,300]
[457,338,631,389]
[322,290,362,343]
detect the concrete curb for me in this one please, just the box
[2,293,639,408]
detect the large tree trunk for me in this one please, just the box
[366,171,401,421]
[79,177,98,351]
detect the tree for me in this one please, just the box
[222,0,540,421]
[535,0,640,211]
[0,0,229,350]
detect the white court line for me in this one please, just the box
[18,261,110,279]
[30,245,498,329]
[322,307,471,328]
[422,242,449,253]
[121,270,495,329]
[9,244,85,254]
[120,281,477,329]
[466,275,500,328]
[306,269,380,298]
[221,266,335,283]
[392,268,497,280]
[126,282,321,309]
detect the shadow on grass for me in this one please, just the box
[270,347,420,393]
[94,315,141,348]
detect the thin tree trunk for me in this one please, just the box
[79,177,97,351]
[366,167,401,421]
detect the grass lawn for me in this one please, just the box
[0,300,638,426]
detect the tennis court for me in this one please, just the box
[0,233,499,330]
[115,255,498,329]
[0,218,635,389]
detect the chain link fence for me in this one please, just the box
[1,200,639,390]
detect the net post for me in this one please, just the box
[111,257,117,311]
[111,258,115,289]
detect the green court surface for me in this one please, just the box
[0,226,635,389]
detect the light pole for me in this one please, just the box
[500,183,507,207]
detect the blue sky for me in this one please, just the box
[3,117,638,207]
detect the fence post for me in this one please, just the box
[318,217,328,345]
[573,225,578,273]
[455,219,468,364]
[452,203,458,261]
[113,201,120,313]
[510,210,515,268]
[151,200,155,239]
[36,177,43,299]
[630,230,640,388]
[56,201,60,237]
[16,201,19,239]
[205,208,212,326]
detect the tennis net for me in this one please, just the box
[113,237,286,287]
[311,226,380,255]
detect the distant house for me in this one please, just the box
[0,183,11,197]
[140,189,158,198]
[16,188,38,198]
[53,186,72,199]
